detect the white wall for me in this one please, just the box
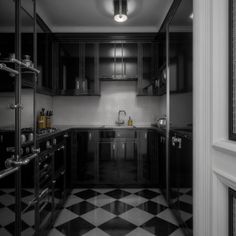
[0,90,53,128]
[53,81,163,126]
[193,0,236,235]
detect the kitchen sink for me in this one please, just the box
[100,125,136,129]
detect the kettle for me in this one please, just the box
[156,116,167,128]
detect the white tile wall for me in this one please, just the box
[53,81,163,126]
[0,90,53,128]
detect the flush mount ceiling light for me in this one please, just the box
[114,0,128,23]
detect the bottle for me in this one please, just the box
[128,116,133,126]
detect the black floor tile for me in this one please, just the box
[102,200,133,215]
[105,189,130,199]
[5,220,29,235]
[57,217,95,236]
[179,201,193,214]
[185,217,193,229]
[67,201,97,216]
[0,202,4,208]
[9,189,33,198]
[137,201,167,215]
[135,189,159,199]
[99,217,136,236]
[141,217,178,236]
[75,189,100,200]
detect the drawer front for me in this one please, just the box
[115,130,136,139]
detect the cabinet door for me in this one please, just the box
[76,131,96,184]
[99,43,115,79]
[116,141,138,184]
[139,130,148,183]
[85,43,99,94]
[98,142,118,183]
[59,43,80,91]
[158,134,167,196]
[123,43,138,79]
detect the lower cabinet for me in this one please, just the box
[72,131,97,185]
[169,132,193,234]
[98,141,138,185]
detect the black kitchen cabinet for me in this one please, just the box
[138,130,149,183]
[169,132,193,233]
[72,130,97,185]
[99,43,138,81]
[147,130,159,186]
[37,33,54,95]
[158,132,167,197]
[169,33,193,93]
[137,43,160,96]
[57,42,99,95]
[98,140,138,185]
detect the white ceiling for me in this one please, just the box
[36,0,174,33]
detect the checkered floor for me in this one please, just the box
[49,188,193,236]
[0,188,192,236]
[0,188,36,236]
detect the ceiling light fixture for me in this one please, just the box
[114,0,128,23]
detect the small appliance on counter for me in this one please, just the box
[156,115,167,128]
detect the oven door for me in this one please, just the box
[37,153,53,235]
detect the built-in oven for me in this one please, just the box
[37,153,53,235]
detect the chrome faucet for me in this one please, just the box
[116,110,126,126]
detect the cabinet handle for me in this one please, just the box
[122,143,125,149]
[64,133,69,138]
[89,132,92,141]
[113,144,116,150]
[144,133,147,139]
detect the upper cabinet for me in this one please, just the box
[57,42,99,96]
[99,43,138,81]
[137,42,160,96]
[169,33,192,93]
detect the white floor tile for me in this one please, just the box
[157,208,179,226]
[81,208,115,226]
[86,194,116,207]
[0,207,15,226]
[48,228,65,236]
[121,188,142,193]
[119,208,153,226]
[64,195,84,208]
[54,209,78,227]
[126,227,155,236]
[169,228,185,236]
[71,189,88,194]
[151,195,168,207]
[0,194,15,206]
[0,228,11,236]
[93,188,115,194]
[82,228,110,236]
[148,188,161,193]
[22,210,35,226]
[21,228,36,236]
[179,210,192,222]
[119,194,148,207]
[179,194,193,205]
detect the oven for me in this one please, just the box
[37,153,53,235]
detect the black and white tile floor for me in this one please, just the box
[49,188,193,236]
[0,188,192,236]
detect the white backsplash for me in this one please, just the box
[0,90,53,128]
[53,81,162,126]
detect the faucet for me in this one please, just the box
[116,110,126,126]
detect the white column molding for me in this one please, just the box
[193,0,213,235]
